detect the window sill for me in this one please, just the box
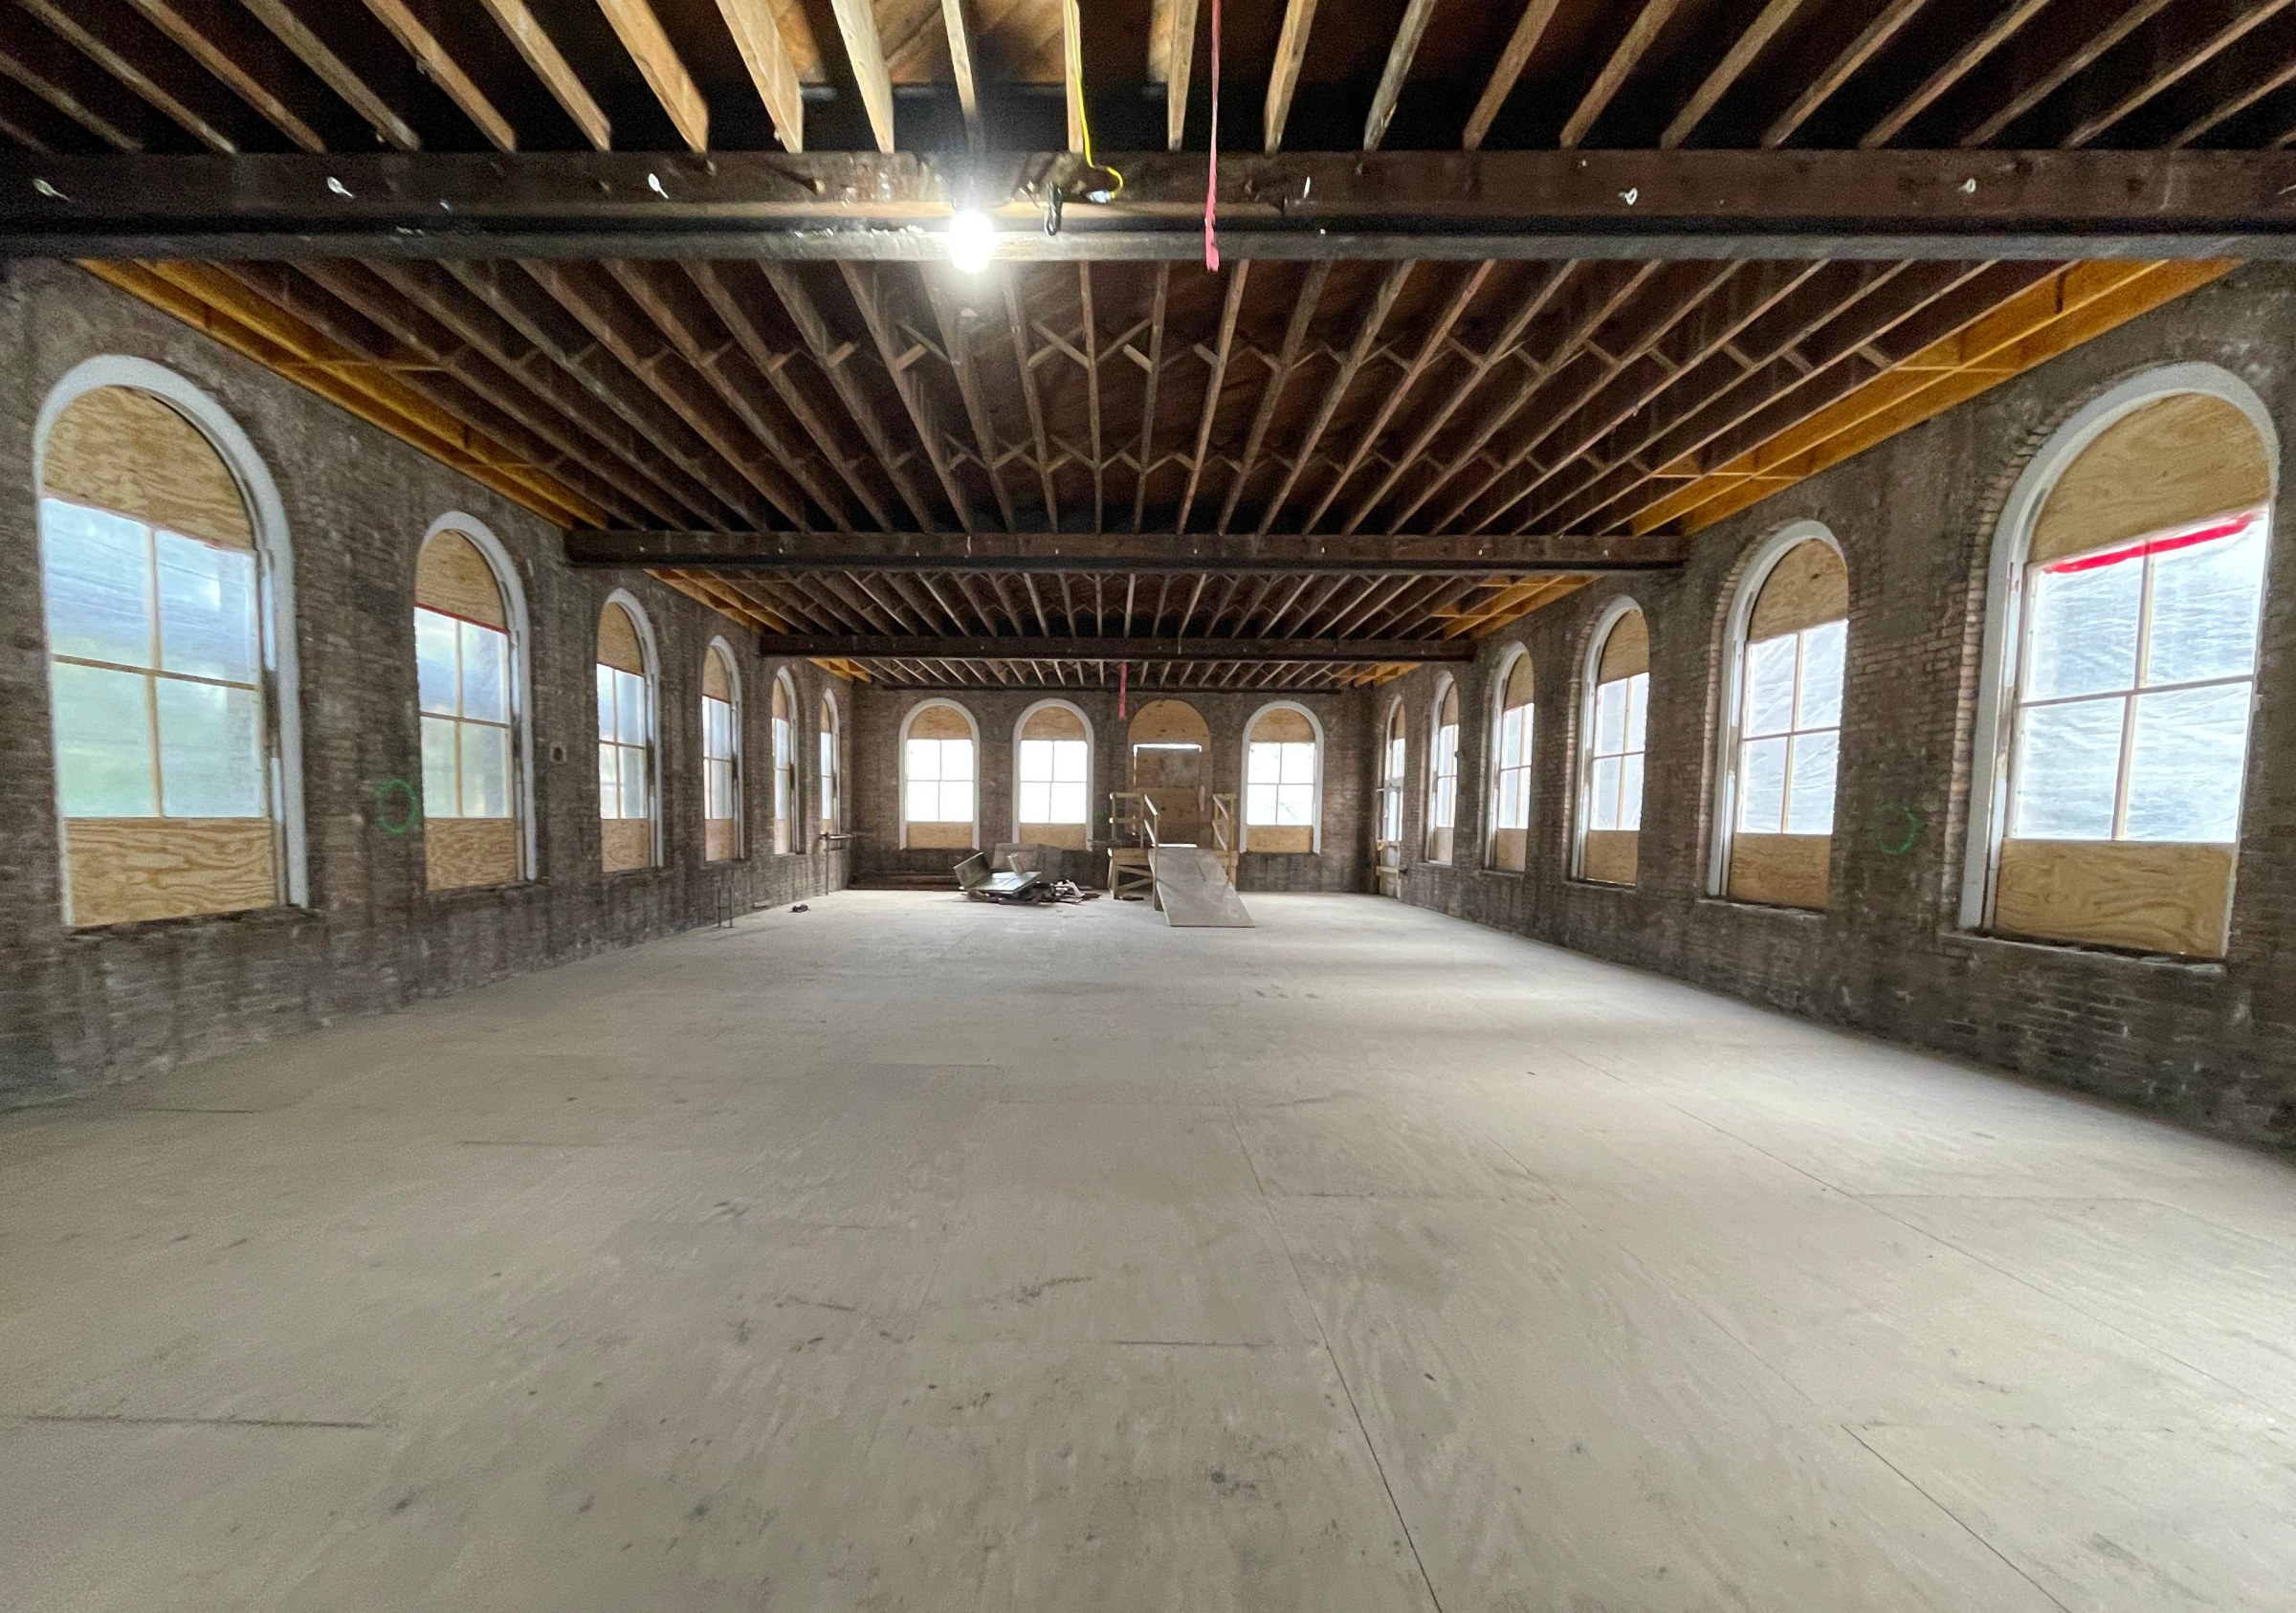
[1478,867,1527,880]
[1940,927,2229,974]
[424,879,535,903]
[64,902,308,939]
[1694,895,1825,919]
[1566,875,1637,892]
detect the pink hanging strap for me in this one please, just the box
[1203,0,1222,270]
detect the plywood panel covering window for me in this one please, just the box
[819,693,841,836]
[1488,653,1534,873]
[1424,679,1459,863]
[1017,703,1090,851]
[703,644,740,863]
[1578,608,1648,887]
[416,530,519,892]
[1726,539,1846,910]
[40,385,279,926]
[596,600,655,873]
[769,673,796,854]
[1245,706,1317,854]
[1988,390,2271,958]
[904,701,976,850]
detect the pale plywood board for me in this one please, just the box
[1750,539,1847,640]
[43,387,254,550]
[909,821,974,849]
[1502,652,1534,706]
[415,530,507,629]
[63,817,275,926]
[1580,829,1638,887]
[1490,827,1528,872]
[909,701,973,740]
[425,815,519,891]
[597,601,645,674]
[702,646,733,701]
[601,816,653,872]
[1727,831,1830,911]
[705,817,739,862]
[1021,704,1086,740]
[1993,837,2233,958]
[1248,707,1314,745]
[2031,392,2268,564]
[1129,698,1210,749]
[1017,822,1088,851]
[1598,609,1648,680]
[1424,825,1454,864]
[1248,825,1312,854]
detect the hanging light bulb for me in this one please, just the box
[946,208,996,274]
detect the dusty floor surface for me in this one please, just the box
[2,891,2292,1611]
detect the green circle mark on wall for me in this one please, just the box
[1869,801,1924,857]
[373,778,420,835]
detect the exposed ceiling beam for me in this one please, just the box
[563,528,1686,575]
[12,150,2295,260]
[756,632,1476,664]
[477,0,610,150]
[592,0,709,152]
[1263,0,1319,153]
[1464,0,1564,152]
[938,0,982,153]
[716,0,805,153]
[359,0,518,153]
[828,0,894,154]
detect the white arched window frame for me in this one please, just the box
[1376,696,1407,850]
[1011,697,1094,843]
[1574,596,1648,881]
[33,356,309,914]
[702,637,743,862]
[1960,364,2279,940]
[1486,645,1534,870]
[597,587,662,870]
[1242,699,1324,853]
[770,669,798,854]
[1707,521,1845,898]
[819,688,842,839]
[416,514,537,884]
[1424,676,1460,863]
[900,698,980,850]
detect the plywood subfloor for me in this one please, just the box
[2,893,2291,1612]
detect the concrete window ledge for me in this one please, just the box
[62,904,313,941]
[1694,895,1825,922]
[1940,927,2230,979]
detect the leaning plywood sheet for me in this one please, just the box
[1151,847,1253,929]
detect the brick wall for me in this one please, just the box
[0,261,848,1101]
[850,684,1367,894]
[1380,262,2296,1148]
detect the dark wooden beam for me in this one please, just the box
[11,151,2296,260]
[756,632,1476,664]
[563,528,1685,574]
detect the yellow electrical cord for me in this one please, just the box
[1062,0,1124,199]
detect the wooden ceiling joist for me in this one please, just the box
[21,0,2281,687]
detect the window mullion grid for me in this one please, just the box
[2113,551,2164,841]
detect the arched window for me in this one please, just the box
[1374,697,1408,896]
[38,377,295,926]
[1376,698,1407,848]
[1244,702,1321,852]
[1424,677,1460,863]
[1016,699,1092,850]
[1713,528,1846,909]
[819,691,841,839]
[596,594,658,873]
[902,699,977,850]
[702,641,741,863]
[416,524,526,890]
[770,671,797,854]
[1487,649,1534,872]
[1967,372,2274,958]
[1577,603,1648,886]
